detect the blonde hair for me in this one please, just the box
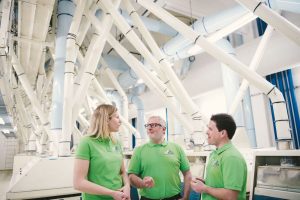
[88,104,118,141]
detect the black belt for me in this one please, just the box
[140,193,181,200]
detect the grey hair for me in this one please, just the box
[148,116,166,127]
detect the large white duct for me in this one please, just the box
[269,0,300,14]
[235,0,300,46]
[137,0,293,149]
[96,9,177,36]
[90,75,141,138]
[161,5,249,57]
[171,12,257,60]
[118,68,138,89]
[123,0,204,129]
[230,26,274,114]
[72,0,121,112]
[103,65,129,120]
[103,55,130,72]
[230,26,274,147]
[106,34,194,133]
[10,52,51,150]
[61,0,91,157]
[51,0,74,129]
[50,0,75,157]
[101,0,207,145]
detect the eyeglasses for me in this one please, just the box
[144,123,163,128]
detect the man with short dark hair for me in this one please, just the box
[128,116,192,200]
[191,113,247,200]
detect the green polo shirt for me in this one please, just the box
[128,141,190,199]
[75,136,123,200]
[203,142,247,200]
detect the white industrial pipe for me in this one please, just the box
[229,26,274,147]
[229,26,274,114]
[161,5,250,57]
[137,0,293,149]
[99,0,205,138]
[36,49,46,102]
[10,52,51,147]
[235,0,300,46]
[11,36,54,48]
[50,0,75,157]
[91,77,141,138]
[103,64,129,120]
[173,12,257,60]
[18,1,36,72]
[83,96,93,119]
[39,67,53,108]
[61,0,86,156]
[96,8,177,37]
[107,34,194,133]
[269,0,300,14]
[97,0,164,76]
[72,0,121,113]
[124,0,204,133]
[117,68,138,89]
[11,77,31,150]
[103,55,130,72]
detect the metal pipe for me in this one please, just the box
[173,12,257,60]
[61,0,86,156]
[91,77,141,138]
[269,0,300,14]
[229,26,274,114]
[162,5,251,57]
[103,63,129,120]
[107,34,194,133]
[11,52,51,144]
[137,0,293,149]
[235,0,300,46]
[124,0,205,134]
[50,0,75,157]
[72,0,121,113]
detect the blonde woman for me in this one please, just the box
[74,104,130,200]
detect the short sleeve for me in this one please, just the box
[127,147,141,175]
[75,137,91,160]
[222,156,246,191]
[178,145,190,172]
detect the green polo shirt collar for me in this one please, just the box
[148,140,168,147]
[215,141,232,155]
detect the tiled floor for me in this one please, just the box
[0,170,12,200]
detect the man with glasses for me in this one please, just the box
[128,116,192,200]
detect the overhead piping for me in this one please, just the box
[137,0,293,149]
[235,0,300,46]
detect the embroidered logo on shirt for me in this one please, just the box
[212,159,219,167]
[164,149,174,155]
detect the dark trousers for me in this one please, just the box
[140,193,182,200]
